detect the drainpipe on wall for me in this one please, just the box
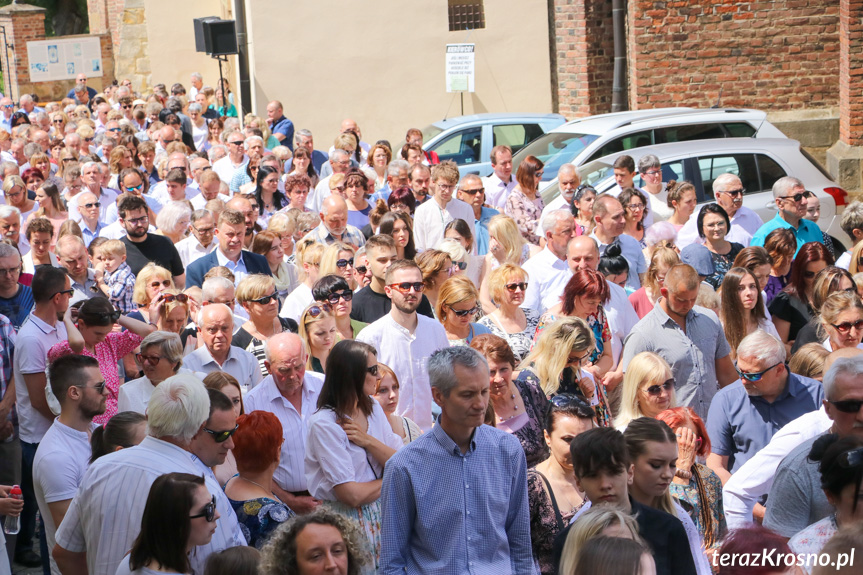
[611,0,627,112]
[232,0,252,117]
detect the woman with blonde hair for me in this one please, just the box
[818,291,863,352]
[319,242,357,291]
[519,316,611,427]
[107,145,133,189]
[251,230,298,304]
[298,303,336,373]
[480,215,541,312]
[242,113,278,149]
[279,239,324,322]
[416,249,453,313]
[628,246,679,319]
[614,351,676,430]
[436,275,490,346]
[132,263,174,324]
[373,363,422,444]
[558,507,644,575]
[3,175,35,219]
[477,263,541,361]
[233,274,298,378]
[788,342,830,381]
[153,288,191,335]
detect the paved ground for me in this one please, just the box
[12,560,42,575]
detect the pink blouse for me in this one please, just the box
[48,330,144,425]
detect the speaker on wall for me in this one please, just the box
[206,20,238,56]
[193,17,220,53]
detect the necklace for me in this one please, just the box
[239,475,272,494]
[496,388,521,421]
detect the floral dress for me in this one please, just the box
[496,377,550,467]
[226,488,294,549]
[705,242,743,289]
[505,188,544,245]
[789,515,838,574]
[670,463,727,552]
[48,330,143,425]
[518,367,612,428]
[478,308,541,362]
[527,469,585,575]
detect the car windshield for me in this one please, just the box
[422,124,445,143]
[515,132,600,182]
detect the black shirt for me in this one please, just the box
[349,285,434,324]
[121,234,185,277]
[552,497,696,575]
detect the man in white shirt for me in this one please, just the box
[67,162,117,225]
[34,355,106,575]
[590,195,646,290]
[677,173,763,250]
[413,161,476,252]
[176,209,217,269]
[212,132,248,184]
[189,171,230,211]
[358,260,449,431]
[482,145,516,209]
[182,304,262,391]
[244,333,325,515]
[521,210,575,313]
[149,154,200,209]
[308,149,351,212]
[53,375,247,575]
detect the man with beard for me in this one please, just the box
[408,163,431,206]
[34,355,108,575]
[358,259,449,431]
[117,195,184,287]
[225,196,258,250]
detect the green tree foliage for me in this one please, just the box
[0,0,89,37]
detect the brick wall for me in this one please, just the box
[838,0,863,145]
[627,0,839,110]
[87,0,128,46]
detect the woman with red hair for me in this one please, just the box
[504,155,545,244]
[224,411,294,549]
[769,241,834,351]
[533,268,613,379]
[717,526,793,575]
[657,407,727,558]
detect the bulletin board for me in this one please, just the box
[27,37,103,82]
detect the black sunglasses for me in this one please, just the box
[87,309,122,323]
[448,305,478,318]
[189,495,217,522]
[388,282,425,294]
[735,362,781,382]
[325,290,353,305]
[459,187,484,195]
[721,188,745,197]
[644,379,674,396]
[249,291,279,305]
[73,381,107,394]
[830,399,863,414]
[203,423,238,443]
[780,192,806,203]
[82,202,101,209]
[354,266,368,275]
[53,288,75,298]
[505,282,528,293]
[336,258,354,269]
[832,320,863,334]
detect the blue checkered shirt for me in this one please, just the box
[103,262,137,314]
[0,314,15,427]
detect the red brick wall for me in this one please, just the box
[87,0,126,46]
[627,0,839,110]
[839,0,863,145]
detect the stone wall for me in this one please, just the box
[88,0,150,90]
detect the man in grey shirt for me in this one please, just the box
[765,355,863,538]
[621,263,737,420]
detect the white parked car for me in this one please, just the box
[514,108,788,190]
[540,138,851,248]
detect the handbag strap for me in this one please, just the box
[534,470,564,529]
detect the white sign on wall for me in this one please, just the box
[446,43,475,93]
[27,37,103,83]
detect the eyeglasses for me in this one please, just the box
[52,288,74,297]
[249,291,279,305]
[367,365,380,377]
[735,362,781,382]
[643,169,662,177]
[452,261,468,271]
[307,303,332,318]
[459,187,484,195]
[324,290,353,305]
[354,266,368,275]
[336,258,354,269]
[127,215,149,225]
[644,379,674,396]
[505,282,528,293]
[829,399,863,414]
[204,423,238,443]
[448,305,478,318]
[189,495,217,522]
[625,203,645,211]
[136,353,164,365]
[150,280,172,289]
[779,192,806,203]
[831,320,863,334]
[82,201,101,209]
[721,188,745,197]
[388,282,425,294]
[161,293,189,304]
[566,350,592,365]
[0,266,20,276]
[73,381,107,394]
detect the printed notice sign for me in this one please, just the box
[446,43,475,93]
[27,37,103,82]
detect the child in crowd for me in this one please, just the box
[95,239,136,313]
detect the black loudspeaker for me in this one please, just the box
[193,17,238,56]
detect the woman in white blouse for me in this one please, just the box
[117,331,184,415]
[304,340,402,574]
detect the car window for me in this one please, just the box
[697,154,760,197]
[515,132,601,182]
[493,124,545,155]
[756,154,787,191]
[724,123,757,138]
[430,126,482,165]
[656,123,726,144]
[586,130,654,163]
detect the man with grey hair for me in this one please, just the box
[68,161,117,225]
[751,176,823,256]
[705,330,823,484]
[0,97,14,133]
[244,333,325,514]
[521,209,575,312]
[208,143,228,165]
[764,353,863,538]
[457,173,498,255]
[380,345,535,574]
[309,148,352,212]
[677,172,764,250]
[53,374,247,575]
[17,94,42,116]
[189,72,203,99]
[0,204,28,255]
[291,128,328,173]
[176,208,217,268]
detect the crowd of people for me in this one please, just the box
[0,71,862,575]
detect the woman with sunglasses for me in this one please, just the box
[130,263,174,325]
[116,472,220,575]
[720,267,780,360]
[526,394,595,574]
[657,407,727,561]
[252,230,298,304]
[620,188,650,249]
[477,263,540,362]
[378,211,416,260]
[436,238,473,285]
[312,275,366,341]
[504,155,545,244]
[791,267,858,353]
[416,249,452,314]
[234,274,298,378]
[305,340,403,572]
[614,351,676,430]
[298,303,337,374]
[788,435,863,571]
[153,288,192,335]
[118,331,184,415]
[818,291,863,352]
[49,297,155,424]
[436,275,490,346]
[319,242,357,291]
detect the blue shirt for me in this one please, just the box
[0,284,33,330]
[475,206,499,256]
[380,423,536,574]
[81,222,105,248]
[270,115,294,151]
[706,372,824,473]
[750,213,824,256]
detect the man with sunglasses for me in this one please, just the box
[705,330,823,485]
[677,173,764,250]
[0,97,14,134]
[457,174,498,256]
[751,176,824,257]
[68,162,117,227]
[212,131,248,184]
[33,355,105,575]
[357,260,449,431]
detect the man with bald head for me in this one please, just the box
[266,100,294,151]
[76,191,105,246]
[621,263,737,420]
[304,194,366,249]
[183,303,262,391]
[244,332,325,514]
[676,173,764,250]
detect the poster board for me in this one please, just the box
[445,43,475,93]
[27,37,103,82]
